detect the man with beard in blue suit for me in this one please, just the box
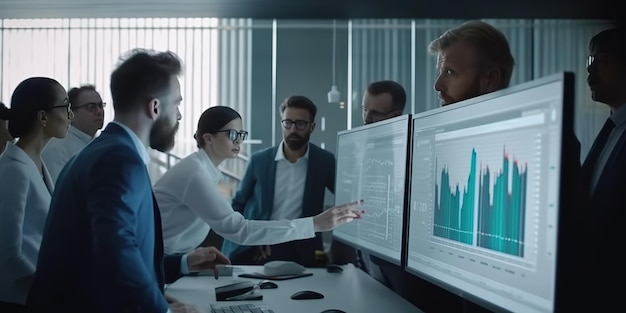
[222,95,336,267]
[27,49,229,313]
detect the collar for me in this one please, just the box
[68,125,94,143]
[197,149,223,182]
[110,121,150,165]
[274,141,310,161]
[2,143,28,164]
[610,103,626,128]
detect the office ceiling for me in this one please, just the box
[0,0,617,20]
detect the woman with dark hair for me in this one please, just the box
[0,77,72,310]
[0,102,14,154]
[154,106,363,255]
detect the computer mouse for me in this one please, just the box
[326,264,343,273]
[320,310,346,313]
[263,260,305,276]
[290,290,325,300]
[258,280,278,289]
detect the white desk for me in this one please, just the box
[165,264,423,313]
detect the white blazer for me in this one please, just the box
[0,143,53,304]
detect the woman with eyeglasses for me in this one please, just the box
[0,77,73,311]
[154,106,363,256]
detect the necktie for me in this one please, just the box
[581,117,616,191]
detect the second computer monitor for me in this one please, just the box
[406,72,574,313]
[333,114,411,265]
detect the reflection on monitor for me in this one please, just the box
[407,72,574,313]
[333,114,411,265]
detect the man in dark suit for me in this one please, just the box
[577,26,626,311]
[221,96,335,267]
[27,49,229,313]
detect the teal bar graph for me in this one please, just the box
[477,149,527,257]
[434,149,476,245]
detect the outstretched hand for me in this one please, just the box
[312,200,365,232]
[186,246,231,279]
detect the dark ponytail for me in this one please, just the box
[195,106,241,148]
[7,77,63,138]
[0,102,10,121]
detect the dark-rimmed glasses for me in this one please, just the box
[73,102,106,112]
[215,129,248,143]
[587,54,619,68]
[281,119,311,130]
[48,102,72,118]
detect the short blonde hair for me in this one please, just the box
[428,20,515,89]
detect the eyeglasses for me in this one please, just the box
[587,54,620,68]
[281,119,311,130]
[73,102,106,112]
[215,129,248,143]
[48,102,72,118]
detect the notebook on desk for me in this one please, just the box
[210,303,275,313]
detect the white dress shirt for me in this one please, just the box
[591,104,626,193]
[0,143,53,304]
[154,149,315,255]
[41,126,94,184]
[271,141,309,220]
[111,121,150,165]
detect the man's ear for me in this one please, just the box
[481,68,502,93]
[147,98,160,120]
[310,122,316,133]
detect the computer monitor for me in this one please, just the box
[406,72,574,313]
[333,114,412,265]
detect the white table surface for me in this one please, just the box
[165,264,424,313]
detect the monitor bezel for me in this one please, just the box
[403,71,576,313]
[333,113,413,266]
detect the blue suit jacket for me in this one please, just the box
[221,143,335,266]
[27,123,180,313]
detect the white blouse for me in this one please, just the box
[0,143,53,304]
[154,149,315,255]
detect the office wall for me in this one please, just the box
[249,21,349,155]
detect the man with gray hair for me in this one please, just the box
[42,84,105,183]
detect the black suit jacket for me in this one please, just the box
[574,126,626,311]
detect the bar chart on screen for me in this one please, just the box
[416,125,541,261]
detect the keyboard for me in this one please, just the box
[210,303,275,313]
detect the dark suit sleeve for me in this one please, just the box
[327,152,336,194]
[88,150,168,312]
[163,255,183,284]
[231,155,258,213]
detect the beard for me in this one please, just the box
[443,78,485,106]
[285,133,310,151]
[150,116,179,152]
